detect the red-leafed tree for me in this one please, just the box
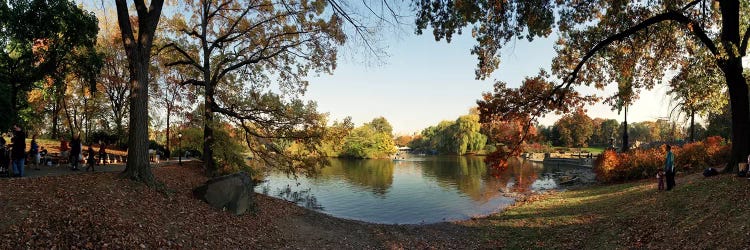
[478,71,596,169]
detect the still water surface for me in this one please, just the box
[255,155,589,224]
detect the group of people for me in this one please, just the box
[59,134,108,172]
[655,144,750,191]
[0,124,110,177]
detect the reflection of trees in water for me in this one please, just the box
[494,157,540,193]
[420,156,506,202]
[264,185,324,210]
[319,158,394,197]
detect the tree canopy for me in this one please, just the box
[161,0,345,175]
[0,0,100,131]
[416,0,749,170]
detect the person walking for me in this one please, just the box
[664,144,676,191]
[70,134,82,171]
[10,124,27,177]
[85,145,95,172]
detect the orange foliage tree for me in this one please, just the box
[478,71,597,170]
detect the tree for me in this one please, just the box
[394,135,413,147]
[366,116,394,136]
[667,53,727,142]
[0,0,99,131]
[553,109,594,148]
[599,119,620,147]
[152,50,192,157]
[115,0,165,184]
[416,0,749,171]
[97,15,130,145]
[706,102,732,140]
[477,71,595,168]
[162,0,344,175]
[340,118,396,159]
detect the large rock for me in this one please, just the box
[193,172,255,215]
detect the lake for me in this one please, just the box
[255,155,594,224]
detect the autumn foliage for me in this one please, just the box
[478,70,597,171]
[594,136,730,182]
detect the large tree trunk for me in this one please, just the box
[121,48,155,183]
[203,84,216,176]
[201,1,217,176]
[723,61,749,173]
[115,0,163,185]
[719,0,748,173]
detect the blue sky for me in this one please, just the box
[304,28,686,135]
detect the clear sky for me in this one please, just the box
[303,27,713,135]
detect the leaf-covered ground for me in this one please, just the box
[1,162,748,249]
[0,163,480,249]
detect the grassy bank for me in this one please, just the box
[466,172,750,249]
[1,163,747,248]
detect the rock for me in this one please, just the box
[193,172,255,215]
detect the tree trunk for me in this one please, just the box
[121,48,155,183]
[165,105,170,158]
[203,84,216,175]
[622,105,629,152]
[723,60,749,173]
[718,0,747,173]
[115,0,163,185]
[689,109,695,143]
[201,1,217,176]
[10,82,18,125]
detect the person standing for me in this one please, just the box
[30,135,40,170]
[0,138,9,176]
[10,124,27,177]
[98,142,107,166]
[664,144,676,191]
[70,134,82,171]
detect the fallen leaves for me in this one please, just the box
[0,163,483,249]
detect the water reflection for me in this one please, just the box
[319,159,394,197]
[256,155,591,224]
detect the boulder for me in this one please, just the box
[193,172,255,215]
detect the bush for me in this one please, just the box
[594,137,731,183]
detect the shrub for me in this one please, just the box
[593,149,619,182]
[593,137,731,183]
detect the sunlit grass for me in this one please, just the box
[470,173,750,249]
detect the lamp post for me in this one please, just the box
[178,132,183,165]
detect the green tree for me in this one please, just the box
[0,0,100,131]
[706,102,731,140]
[628,122,651,144]
[667,52,727,142]
[415,0,750,172]
[340,122,396,159]
[409,111,487,155]
[366,116,394,136]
